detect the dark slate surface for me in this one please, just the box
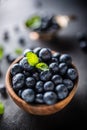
[0,0,87,129]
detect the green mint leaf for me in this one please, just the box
[36,62,49,71]
[0,102,4,115]
[25,15,41,29]
[15,48,23,55]
[26,52,39,66]
[0,46,4,60]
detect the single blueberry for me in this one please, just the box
[35,94,44,104]
[43,91,57,105]
[33,47,42,56]
[32,72,39,81]
[44,81,54,91]
[59,54,72,65]
[10,63,23,76]
[12,73,25,90]
[67,68,78,80]
[52,52,60,60]
[40,70,52,81]
[63,79,74,90]
[52,75,63,85]
[19,57,34,71]
[21,88,35,103]
[55,84,69,100]
[26,77,36,88]
[59,63,68,75]
[49,62,59,74]
[39,48,52,61]
[35,81,44,92]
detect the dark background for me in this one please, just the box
[0,0,87,129]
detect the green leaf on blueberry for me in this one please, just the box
[26,52,39,66]
[0,102,4,115]
[25,15,41,29]
[0,46,4,60]
[36,62,49,71]
[15,48,23,55]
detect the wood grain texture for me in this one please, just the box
[5,56,79,115]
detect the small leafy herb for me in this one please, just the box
[0,46,4,60]
[36,62,49,71]
[26,52,39,66]
[0,102,4,115]
[25,15,41,29]
[15,48,23,55]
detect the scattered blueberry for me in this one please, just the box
[6,54,16,64]
[3,31,9,41]
[21,88,35,103]
[44,81,54,91]
[79,41,87,51]
[43,91,57,105]
[55,84,69,100]
[0,84,6,95]
[18,37,26,46]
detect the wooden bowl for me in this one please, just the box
[5,56,79,115]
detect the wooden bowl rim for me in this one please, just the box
[5,56,79,115]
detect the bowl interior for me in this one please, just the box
[5,56,79,115]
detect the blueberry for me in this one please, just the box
[49,62,59,73]
[6,54,16,64]
[19,57,34,71]
[18,37,26,46]
[18,89,24,97]
[23,71,31,77]
[43,91,57,105]
[0,84,6,95]
[12,73,25,90]
[79,41,87,51]
[52,75,63,85]
[52,52,60,60]
[55,84,69,100]
[21,88,35,103]
[35,81,44,92]
[48,57,58,64]
[3,31,9,41]
[59,54,72,65]
[40,70,52,81]
[26,77,36,88]
[59,63,68,75]
[32,72,39,81]
[33,47,42,56]
[67,68,78,80]
[63,79,74,90]
[35,94,44,103]
[23,49,32,57]
[39,48,52,61]
[10,63,23,76]
[44,81,54,91]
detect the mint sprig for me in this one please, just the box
[25,15,41,29]
[0,46,4,60]
[26,52,39,66]
[15,48,23,55]
[0,102,4,115]
[36,62,49,71]
[25,51,49,71]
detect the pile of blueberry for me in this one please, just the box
[10,47,78,105]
